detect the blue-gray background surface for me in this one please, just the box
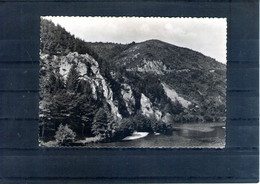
[0,0,258,183]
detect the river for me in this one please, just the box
[85,122,225,148]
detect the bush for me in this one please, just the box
[111,118,135,140]
[132,114,153,132]
[55,124,76,146]
[151,119,173,134]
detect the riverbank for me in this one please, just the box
[39,122,225,147]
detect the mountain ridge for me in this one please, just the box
[87,39,225,67]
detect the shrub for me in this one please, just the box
[111,118,135,140]
[132,114,153,132]
[55,124,76,146]
[151,119,173,134]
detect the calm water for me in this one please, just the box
[86,122,225,148]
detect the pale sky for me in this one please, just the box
[43,16,227,64]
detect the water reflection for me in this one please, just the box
[87,123,225,148]
[176,126,224,139]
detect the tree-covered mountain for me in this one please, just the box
[39,18,226,145]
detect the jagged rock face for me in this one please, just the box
[140,93,162,121]
[40,52,122,120]
[161,83,191,108]
[121,83,135,115]
[126,59,167,75]
[140,93,154,117]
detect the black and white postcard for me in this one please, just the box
[39,17,227,148]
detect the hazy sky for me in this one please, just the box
[43,16,227,64]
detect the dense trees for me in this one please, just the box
[39,59,100,140]
[41,18,90,56]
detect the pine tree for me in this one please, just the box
[39,96,53,140]
[76,94,98,137]
[92,108,108,139]
[66,64,79,92]
[50,89,73,128]
[48,72,64,94]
